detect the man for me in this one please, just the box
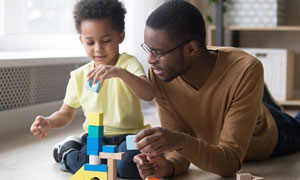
[133,0,300,179]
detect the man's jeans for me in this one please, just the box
[64,134,141,179]
[264,103,300,157]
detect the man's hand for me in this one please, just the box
[30,116,51,139]
[134,127,185,157]
[133,154,174,179]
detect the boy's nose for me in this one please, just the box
[95,42,103,52]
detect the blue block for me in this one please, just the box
[102,145,118,153]
[84,164,108,172]
[87,149,99,156]
[88,125,104,138]
[87,137,102,151]
[126,135,137,150]
[86,79,101,93]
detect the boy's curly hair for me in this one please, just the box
[73,0,126,33]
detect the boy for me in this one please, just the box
[30,0,155,179]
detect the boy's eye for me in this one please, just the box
[86,42,94,45]
[102,40,111,44]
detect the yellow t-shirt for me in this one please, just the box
[64,53,151,136]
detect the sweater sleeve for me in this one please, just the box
[149,61,265,177]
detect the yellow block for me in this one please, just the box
[88,113,103,126]
[84,170,107,180]
[70,166,84,180]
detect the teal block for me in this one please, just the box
[84,164,108,172]
[103,145,118,153]
[86,79,101,93]
[88,125,104,137]
[126,135,137,150]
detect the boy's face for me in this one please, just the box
[79,18,124,67]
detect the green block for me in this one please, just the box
[88,125,104,138]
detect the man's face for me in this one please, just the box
[144,27,189,82]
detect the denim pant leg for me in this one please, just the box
[264,103,300,157]
[117,140,141,179]
[65,134,89,174]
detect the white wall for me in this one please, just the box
[120,0,167,72]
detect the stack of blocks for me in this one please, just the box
[70,112,125,180]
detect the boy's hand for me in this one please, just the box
[30,116,51,139]
[87,64,122,85]
[133,154,174,179]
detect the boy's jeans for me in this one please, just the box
[64,134,141,179]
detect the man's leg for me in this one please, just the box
[117,140,141,179]
[264,103,300,157]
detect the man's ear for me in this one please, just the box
[119,31,125,43]
[187,40,200,56]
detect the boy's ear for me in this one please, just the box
[119,31,125,43]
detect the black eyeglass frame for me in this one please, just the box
[141,39,193,61]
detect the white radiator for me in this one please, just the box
[0,51,89,134]
[241,48,294,102]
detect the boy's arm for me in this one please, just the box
[47,103,78,128]
[118,69,155,101]
[31,103,77,139]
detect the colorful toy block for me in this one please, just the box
[84,170,107,180]
[236,173,265,180]
[103,145,118,153]
[86,79,101,93]
[89,155,100,165]
[70,166,84,180]
[88,112,103,126]
[84,164,108,172]
[87,137,102,155]
[70,112,125,180]
[88,125,104,137]
[99,152,125,160]
[126,135,137,150]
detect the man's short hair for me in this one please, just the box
[73,0,126,33]
[146,0,206,47]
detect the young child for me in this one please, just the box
[30,0,155,178]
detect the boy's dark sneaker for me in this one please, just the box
[53,136,82,163]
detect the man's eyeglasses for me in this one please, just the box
[141,40,192,61]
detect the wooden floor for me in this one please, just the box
[1,107,300,180]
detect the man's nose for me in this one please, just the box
[147,53,158,65]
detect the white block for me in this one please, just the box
[89,155,100,165]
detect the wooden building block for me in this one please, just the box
[86,79,101,93]
[99,152,126,160]
[88,125,104,137]
[126,135,137,150]
[252,176,265,180]
[107,159,117,180]
[84,170,107,180]
[103,145,118,153]
[236,173,252,180]
[88,112,103,126]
